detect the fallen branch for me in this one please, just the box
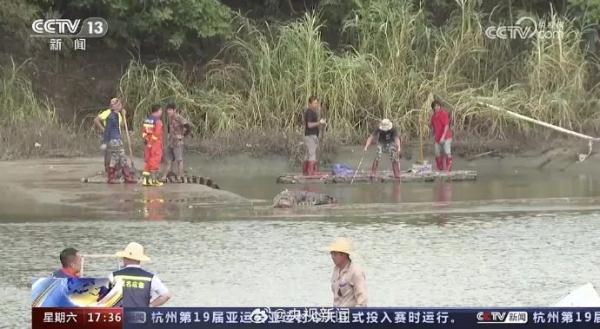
[467,150,496,161]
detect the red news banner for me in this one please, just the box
[33,307,123,329]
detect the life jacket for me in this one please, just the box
[112,267,153,307]
[142,115,163,146]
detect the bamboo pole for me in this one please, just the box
[479,102,600,142]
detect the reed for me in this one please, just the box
[76,0,600,156]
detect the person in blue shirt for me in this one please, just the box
[51,248,81,278]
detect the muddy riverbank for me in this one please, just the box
[0,142,598,221]
[0,157,249,221]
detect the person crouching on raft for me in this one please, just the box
[303,96,326,176]
[103,98,136,184]
[328,237,368,307]
[430,100,453,171]
[363,119,401,178]
[142,104,164,187]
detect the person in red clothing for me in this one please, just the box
[142,104,164,186]
[430,100,453,171]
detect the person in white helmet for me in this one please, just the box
[363,118,401,178]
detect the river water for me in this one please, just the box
[2,151,600,326]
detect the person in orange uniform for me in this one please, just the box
[142,104,164,186]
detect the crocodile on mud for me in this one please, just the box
[273,189,337,208]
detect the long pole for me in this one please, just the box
[123,111,136,169]
[350,153,365,184]
[479,102,600,141]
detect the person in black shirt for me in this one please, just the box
[303,96,326,175]
[363,119,401,178]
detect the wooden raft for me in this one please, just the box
[81,173,220,189]
[276,170,477,184]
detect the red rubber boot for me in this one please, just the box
[312,161,320,175]
[107,167,118,184]
[435,156,444,171]
[122,166,137,184]
[370,160,379,178]
[392,160,401,178]
[302,161,309,176]
[445,156,453,172]
[307,161,317,176]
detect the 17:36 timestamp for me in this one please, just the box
[87,311,122,322]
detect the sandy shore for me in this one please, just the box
[0,157,248,221]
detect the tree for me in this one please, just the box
[47,0,234,51]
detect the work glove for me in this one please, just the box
[100,143,107,151]
[319,118,326,125]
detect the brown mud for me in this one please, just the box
[0,157,248,221]
[0,136,598,221]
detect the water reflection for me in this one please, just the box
[142,188,166,221]
[392,183,402,203]
[432,182,452,225]
[434,182,452,206]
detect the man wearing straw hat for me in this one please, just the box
[327,237,367,307]
[108,242,172,307]
[363,118,402,178]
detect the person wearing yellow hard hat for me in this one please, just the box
[363,118,402,179]
[327,237,368,307]
[108,242,172,307]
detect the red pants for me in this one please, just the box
[144,144,162,172]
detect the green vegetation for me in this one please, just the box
[118,1,600,143]
[0,59,96,159]
[66,0,233,50]
[1,0,599,160]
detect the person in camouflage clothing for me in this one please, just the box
[103,98,136,184]
[273,189,337,208]
[162,103,191,181]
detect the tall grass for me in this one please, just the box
[117,0,600,146]
[0,59,54,126]
[0,59,97,159]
